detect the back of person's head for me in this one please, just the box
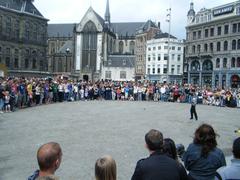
[163,138,177,160]
[193,124,217,157]
[145,129,163,151]
[233,137,240,159]
[37,142,62,172]
[95,155,116,180]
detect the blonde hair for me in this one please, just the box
[95,155,117,180]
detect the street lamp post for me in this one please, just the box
[166,8,171,83]
[65,48,70,73]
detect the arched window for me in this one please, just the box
[202,60,213,71]
[191,60,200,71]
[197,44,201,53]
[129,41,135,54]
[82,21,98,72]
[223,58,227,68]
[231,57,236,67]
[237,57,240,67]
[238,39,240,50]
[204,44,208,52]
[216,58,220,68]
[192,45,196,53]
[119,41,124,54]
[224,41,228,51]
[217,42,221,51]
[232,40,236,50]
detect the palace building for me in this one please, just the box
[0,0,48,77]
[185,1,240,88]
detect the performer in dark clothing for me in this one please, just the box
[190,94,198,120]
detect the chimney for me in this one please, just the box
[158,22,161,29]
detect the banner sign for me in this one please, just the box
[213,5,234,16]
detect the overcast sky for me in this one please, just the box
[34,0,232,39]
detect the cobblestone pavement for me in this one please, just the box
[0,101,239,180]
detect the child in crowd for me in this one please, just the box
[3,91,11,112]
[95,155,116,180]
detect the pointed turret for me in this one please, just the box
[105,0,111,27]
[187,1,195,24]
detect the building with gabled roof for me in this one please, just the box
[0,0,48,77]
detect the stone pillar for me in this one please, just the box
[75,34,82,71]
[226,73,230,88]
[219,72,222,89]
[188,71,191,84]
[199,72,202,87]
[212,72,215,89]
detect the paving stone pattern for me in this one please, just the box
[0,101,239,180]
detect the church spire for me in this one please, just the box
[105,0,111,24]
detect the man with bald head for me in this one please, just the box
[28,142,62,180]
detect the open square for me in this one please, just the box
[0,101,239,180]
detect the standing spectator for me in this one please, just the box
[131,129,187,180]
[0,81,4,113]
[190,92,198,120]
[95,155,116,180]
[215,137,240,180]
[28,142,62,180]
[183,124,226,180]
[3,91,11,112]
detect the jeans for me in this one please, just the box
[0,98,3,110]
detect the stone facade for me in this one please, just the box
[0,0,48,77]
[186,1,240,88]
[146,33,184,83]
[135,21,160,80]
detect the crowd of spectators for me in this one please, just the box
[28,124,240,180]
[0,77,240,113]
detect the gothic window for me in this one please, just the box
[14,19,20,39]
[238,39,240,49]
[216,58,220,68]
[82,21,97,72]
[202,60,213,71]
[130,41,135,54]
[224,41,228,51]
[191,60,200,71]
[119,41,124,54]
[232,40,236,50]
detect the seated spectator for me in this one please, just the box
[215,137,240,180]
[163,138,188,180]
[131,129,187,180]
[183,124,226,180]
[28,142,62,180]
[95,155,116,180]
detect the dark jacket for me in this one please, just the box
[131,151,187,180]
[183,143,226,180]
